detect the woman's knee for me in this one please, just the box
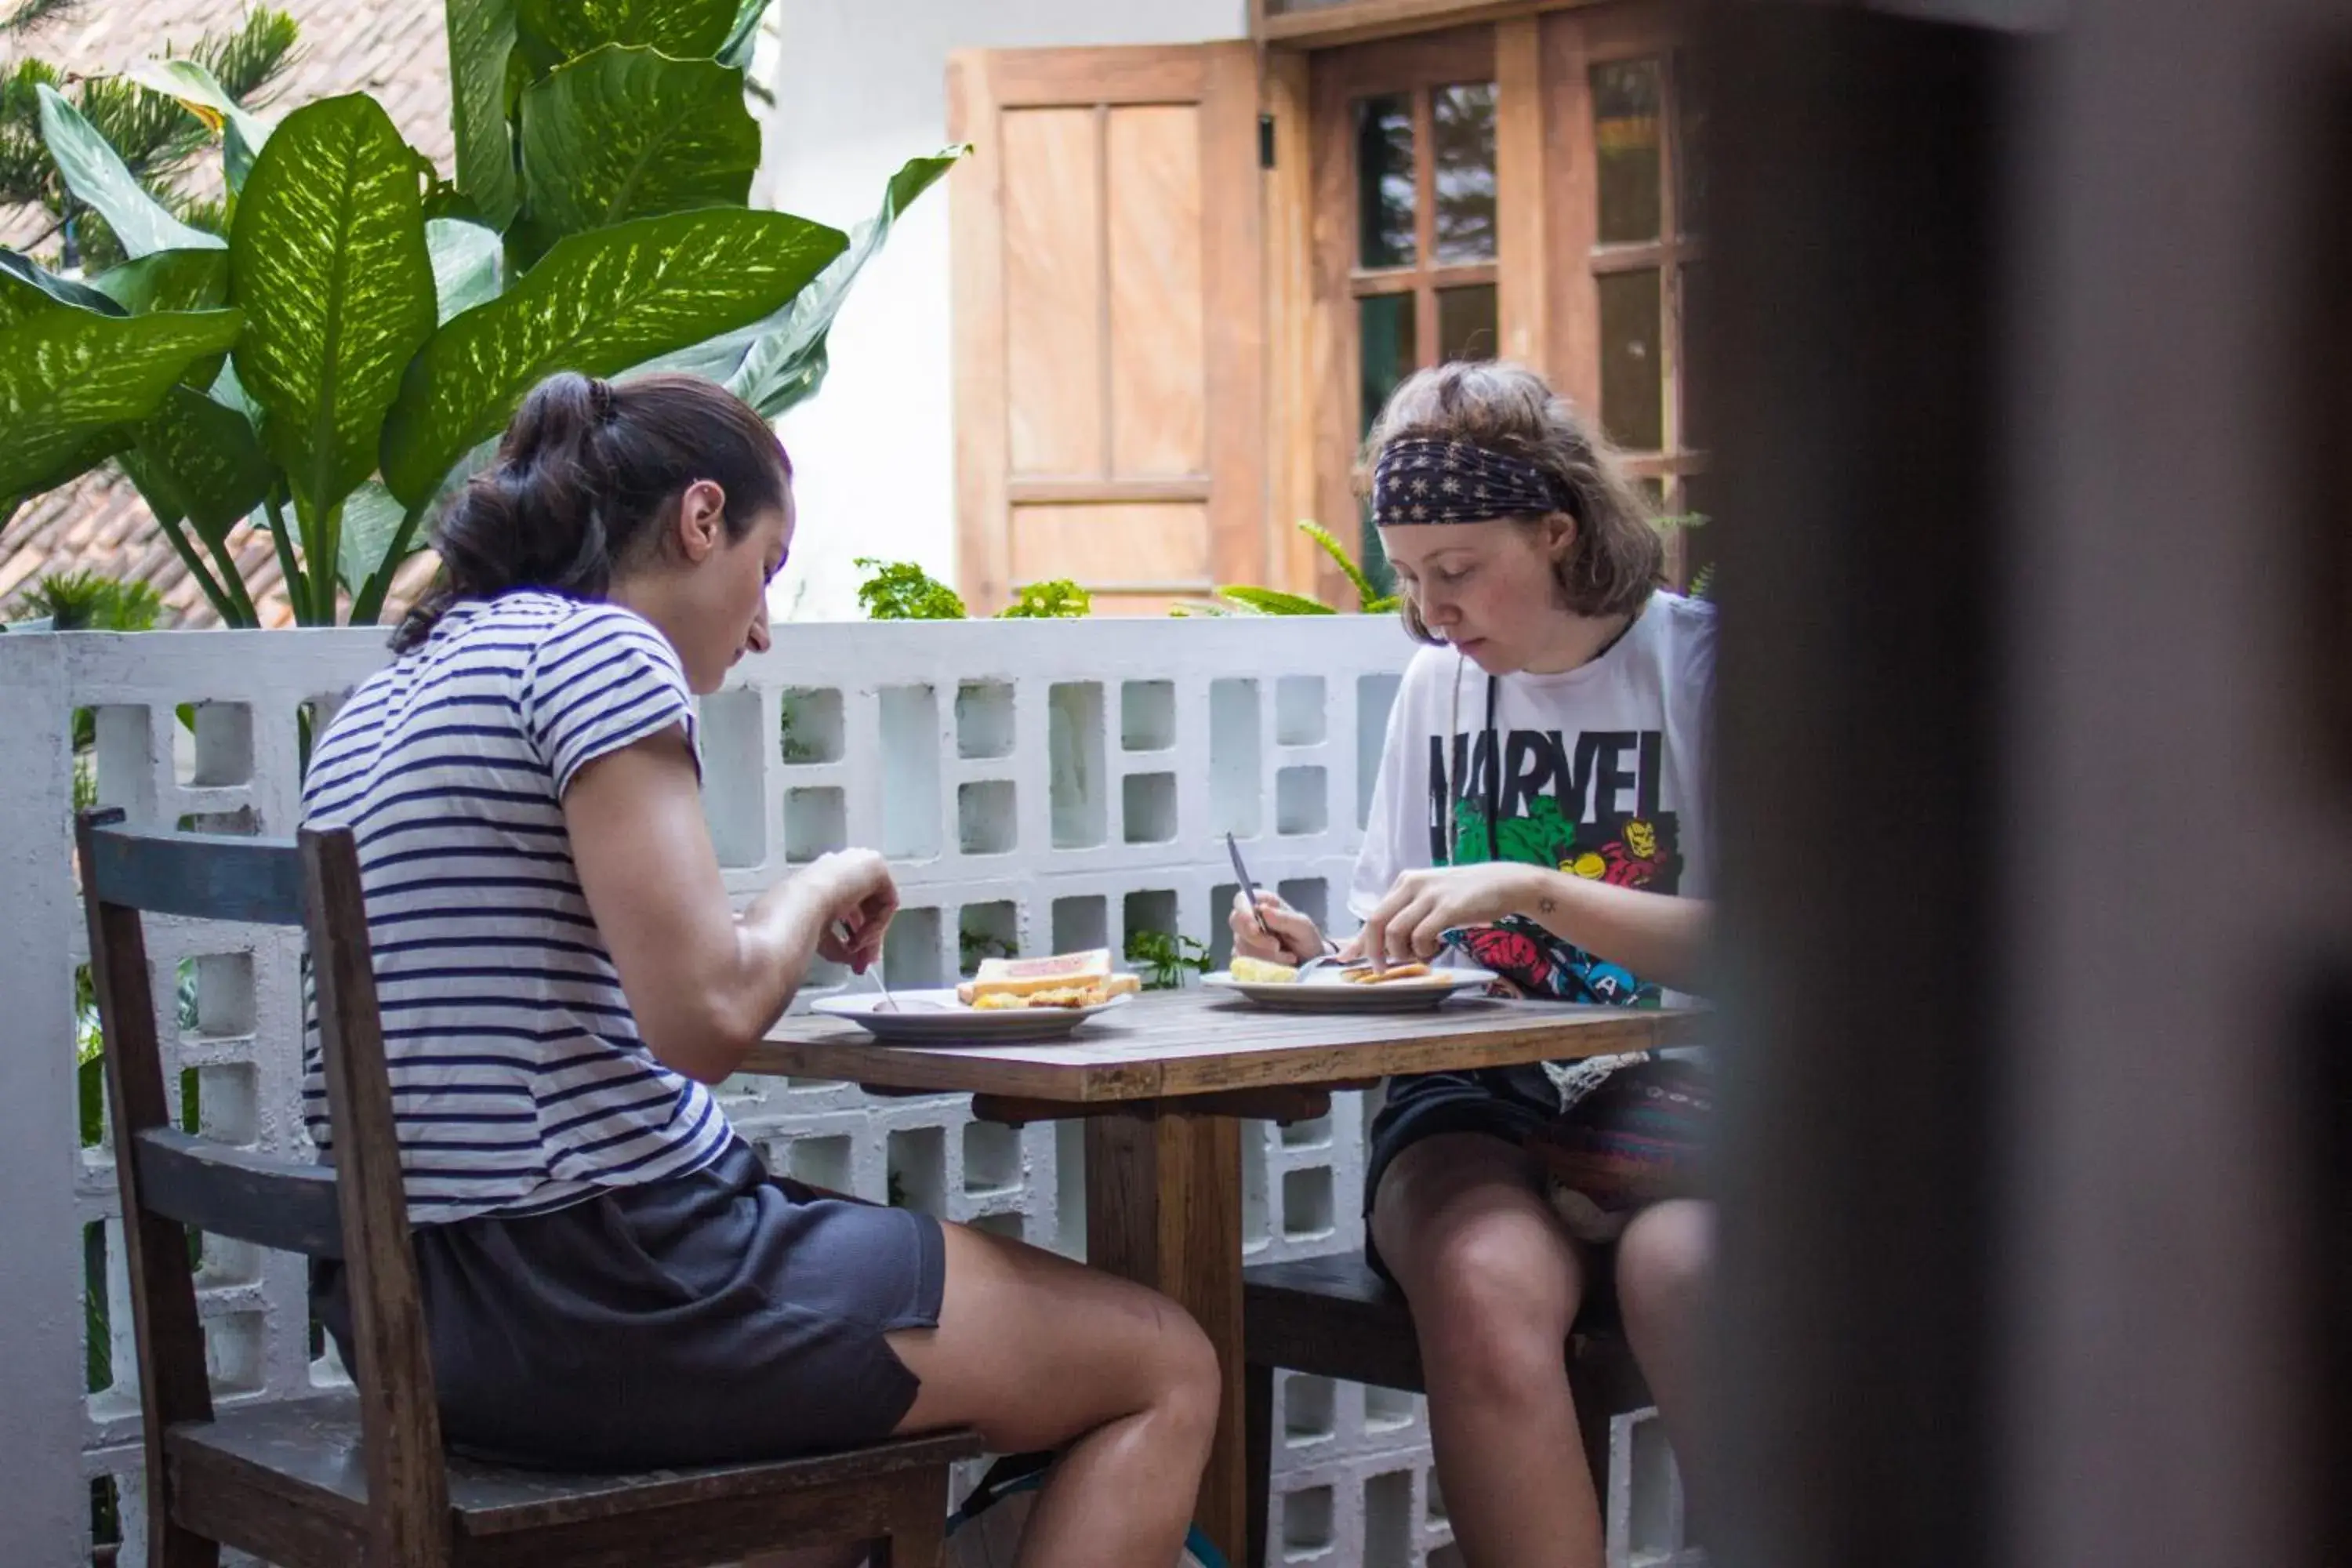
[1149,1303,1223,1446]
[1381,1202,1584,1399]
[1614,1199,1713,1339]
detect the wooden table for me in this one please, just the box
[745,987,1703,1565]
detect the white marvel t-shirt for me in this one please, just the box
[1350,591,1715,1014]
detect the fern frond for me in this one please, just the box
[193,8,302,105]
[1300,519,1383,610]
[77,74,207,180]
[0,0,82,37]
[1217,585,1334,616]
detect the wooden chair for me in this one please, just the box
[1241,1251,1653,1568]
[76,808,978,1568]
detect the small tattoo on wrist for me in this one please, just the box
[1537,895,1558,916]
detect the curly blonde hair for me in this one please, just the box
[1358,361,1661,643]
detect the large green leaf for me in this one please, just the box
[87,249,230,314]
[511,46,759,267]
[447,0,521,231]
[336,479,409,594]
[119,387,275,546]
[10,430,130,514]
[728,147,966,418]
[122,58,274,191]
[0,249,125,327]
[717,0,769,68]
[35,85,224,257]
[427,218,504,323]
[379,207,847,505]
[230,94,437,521]
[0,307,243,497]
[88,250,233,388]
[515,0,737,71]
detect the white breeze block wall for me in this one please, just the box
[0,616,1680,1568]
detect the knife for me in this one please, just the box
[1225,832,1274,938]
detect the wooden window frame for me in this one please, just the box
[1334,31,1503,368]
[1544,7,1708,579]
[1304,25,1502,604]
[1269,2,1704,603]
[1252,0,1581,49]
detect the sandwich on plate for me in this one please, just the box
[956,949,1142,1010]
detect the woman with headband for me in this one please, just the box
[1231,361,1716,1568]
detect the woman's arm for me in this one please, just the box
[1512,870,1711,993]
[1356,862,1712,994]
[564,727,896,1083]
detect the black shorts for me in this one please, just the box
[314,1138,945,1472]
[1362,1062,1561,1284]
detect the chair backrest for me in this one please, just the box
[75,808,452,1566]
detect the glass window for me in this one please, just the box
[1436,284,1497,363]
[1432,82,1497,264]
[1359,292,1418,430]
[1598,269,1664,452]
[1674,49,1708,236]
[1592,58,1663,245]
[1355,94,1417,270]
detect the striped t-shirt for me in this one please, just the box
[300,590,733,1224]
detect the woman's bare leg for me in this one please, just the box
[1373,1131,1601,1568]
[883,1222,1220,1568]
[1615,1198,1715,1526]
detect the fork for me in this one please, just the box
[835,921,899,1011]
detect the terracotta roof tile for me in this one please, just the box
[0,0,452,164]
[2,0,446,630]
[2,466,437,630]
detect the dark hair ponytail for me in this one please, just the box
[392,372,791,652]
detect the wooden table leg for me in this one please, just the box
[1084,1109,1247,1566]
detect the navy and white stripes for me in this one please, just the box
[301,590,731,1225]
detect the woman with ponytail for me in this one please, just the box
[306,373,1217,1567]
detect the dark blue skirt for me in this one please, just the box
[315,1138,945,1471]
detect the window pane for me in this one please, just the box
[1359,292,1418,431]
[1355,94,1416,269]
[1598,269,1664,452]
[1432,82,1497,264]
[1356,292,1416,593]
[1437,284,1497,363]
[1675,49,1708,236]
[1592,58,1662,245]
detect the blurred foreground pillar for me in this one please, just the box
[1706,3,2352,1567]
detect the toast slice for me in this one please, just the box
[954,950,1142,1009]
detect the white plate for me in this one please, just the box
[1200,967,1498,1012]
[810,988,1134,1044]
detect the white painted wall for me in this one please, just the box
[753,0,1249,621]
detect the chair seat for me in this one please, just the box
[168,1392,980,1560]
[1242,1250,1627,1392]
